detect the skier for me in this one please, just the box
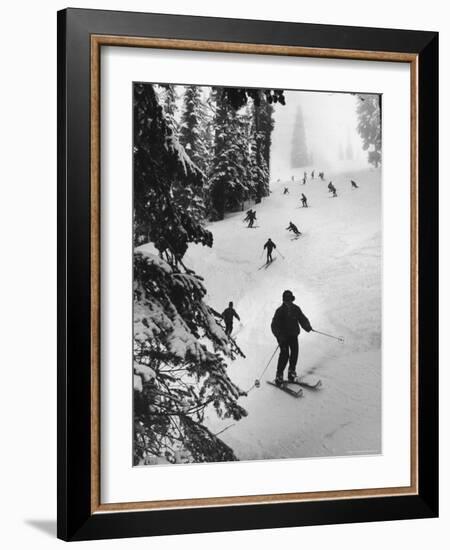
[302,176,307,185]
[248,210,257,228]
[263,238,276,263]
[311,170,315,179]
[351,179,359,189]
[243,209,253,223]
[301,193,308,208]
[303,171,307,180]
[328,182,337,197]
[283,187,289,195]
[286,221,301,237]
[319,171,325,181]
[222,301,241,335]
[271,289,313,385]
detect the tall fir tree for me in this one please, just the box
[209,91,247,218]
[291,106,309,168]
[159,84,180,136]
[253,96,273,202]
[209,90,275,217]
[133,82,247,465]
[179,86,211,175]
[356,94,382,167]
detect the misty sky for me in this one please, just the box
[271,90,368,179]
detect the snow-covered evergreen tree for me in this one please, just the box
[291,106,309,168]
[209,90,275,218]
[209,91,249,219]
[179,86,210,175]
[159,84,180,137]
[133,82,247,465]
[258,97,275,182]
[356,95,382,167]
[222,88,285,110]
[253,96,273,202]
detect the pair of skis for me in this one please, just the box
[258,257,277,270]
[267,376,322,398]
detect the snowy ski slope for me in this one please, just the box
[185,168,382,460]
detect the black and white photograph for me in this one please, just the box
[133,82,382,466]
[0,0,444,544]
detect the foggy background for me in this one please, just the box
[271,90,367,180]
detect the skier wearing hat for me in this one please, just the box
[222,301,241,335]
[271,290,313,386]
[263,238,276,263]
[286,221,301,236]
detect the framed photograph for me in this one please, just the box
[57,8,438,541]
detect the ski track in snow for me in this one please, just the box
[144,168,382,461]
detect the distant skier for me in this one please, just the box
[301,193,308,208]
[283,187,290,195]
[351,179,359,189]
[247,210,257,227]
[303,171,307,180]
[222,301,241,335]
[302,176,307,185]
[243,209,253,223]
[328,182,337,197]
[319,171,325,181]
[263,238,276,263]
[311,170,315,179]
[291,175,295,182]
[271,289,313,385]
[286,221,301,237]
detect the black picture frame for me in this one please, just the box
[57,7,438,541]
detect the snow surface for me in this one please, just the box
[140,168,382,460]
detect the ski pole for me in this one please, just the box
[313,329,344,343]
[253,345,279,389]
[276,249,285,260]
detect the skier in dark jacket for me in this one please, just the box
[222,301,241,335]
[351,179,359,189]
[247,210,257,228]
[271,290,313,385]
[301,193,308,207]
[243,209,253,223]
[286,221,301,236]
[263,238,276,263]
[283,187,289,195]
[328,182,337,197]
